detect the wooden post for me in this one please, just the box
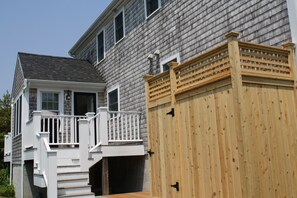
[282,42,297,80]
[102,157,110,195]
[225,32,245,198]
[168,62,178,107]
[282,42,297,107]
[143,74,154,197]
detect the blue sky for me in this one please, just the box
[0,0,112,98]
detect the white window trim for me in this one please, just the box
[114,9,126,45]
[96,28,105,64]
[107,85,120,112]
[144,0,161,19]
[37,89,63,114]
[160,53,181,73]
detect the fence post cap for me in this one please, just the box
[282,42,295,49]
[168,61,179,69]
[225,32,240,41]
[144,74,153,81]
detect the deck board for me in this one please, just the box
[100,192,150,198]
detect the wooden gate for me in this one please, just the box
[145,32,297,198]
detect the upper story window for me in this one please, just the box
[160,53,181,72]
[114,11,125,43]
[145,0,161,18]
[41,92,59,113]
[96,30,105,63]
[13,95,22,136]
[107,87,120,112]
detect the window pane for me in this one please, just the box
[97,31,104,61]
[108,89,119,111]
[162,58,177,72]
[115,12,124,42]
[146,0,159,16]
[42,92,59,111]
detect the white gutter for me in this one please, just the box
[27,79,106,91]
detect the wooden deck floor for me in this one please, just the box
[100,192,150,198]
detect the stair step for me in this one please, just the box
[58,185,92,196]
[57,171,89,180]
[58,192,95,198]
[57,164,81,173]
[58,178,89,188]
[57,158,80,166]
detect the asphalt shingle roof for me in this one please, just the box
[18,52,104,83]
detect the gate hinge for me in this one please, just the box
[148,149,155,156]
[171,181,179,191]
[166,108,175,117]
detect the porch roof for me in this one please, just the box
[18,52,104,84]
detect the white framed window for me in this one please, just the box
[144,0,161,18]
[160,53,181,72]
[13,95,22,136]
[107,86,120,112]
[41,92,60,113]
[114,10,125,44]
[96,29,105,63]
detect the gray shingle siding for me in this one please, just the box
[29,88,37,118]
[12,135,22,164]
[74,0,291,164]
[12,61,24,100]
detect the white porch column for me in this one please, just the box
[79,118,89,171]
[97,107,108,145]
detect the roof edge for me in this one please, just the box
[69,0,123,57]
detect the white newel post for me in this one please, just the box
[47,144,57,198]
[86,112,95,148]
[33,111,42,147]
[97,107,108,145]
[79,118,89,171]
[33,111,42,170]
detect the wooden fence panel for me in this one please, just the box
[145,34,297,198]
[148,103,179,198]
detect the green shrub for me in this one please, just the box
[0,183,15,197]
[0,169,8,185]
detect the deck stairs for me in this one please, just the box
[34,147,102,198]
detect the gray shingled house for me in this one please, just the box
[4,0,297,197]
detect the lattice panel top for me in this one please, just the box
[239,42,291,78]
[147,71,171,101]
[175,44,231,93]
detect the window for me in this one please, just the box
[145,0,161,18]
[160,53,181,72]
[97,30,105,63]
[13,96,22,136]
[114,11,125,43]
[41,92,59,112]
[108,87,119,112]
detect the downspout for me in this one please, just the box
[286,0,297,64]
[21,79,28,198]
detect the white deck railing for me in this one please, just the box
[40,115,86,145]
[107,111,141,142]
[4,133,12,156]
